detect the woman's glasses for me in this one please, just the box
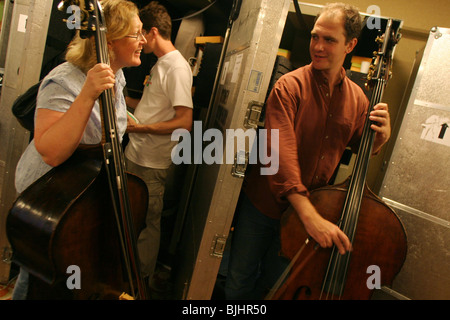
[125,30,147,40]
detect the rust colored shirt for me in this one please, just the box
[244,64,369,219]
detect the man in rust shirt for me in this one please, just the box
[225,3,391,299]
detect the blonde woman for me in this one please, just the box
[12,0,146,299]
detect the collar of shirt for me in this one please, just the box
[310,64,346,91]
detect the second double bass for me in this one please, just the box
[269,19,407,300]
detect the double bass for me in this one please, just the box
[7,0,148,299]
[269,20,407,300]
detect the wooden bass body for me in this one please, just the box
[275,178,407,300]
[7,146,148,299]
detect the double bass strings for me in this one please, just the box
[320,71,386,299]
[92,1,146,299]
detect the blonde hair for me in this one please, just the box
[65,0,139,73]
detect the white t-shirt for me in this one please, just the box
[125,50,193,169]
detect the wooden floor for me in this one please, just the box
[0,265,173,300]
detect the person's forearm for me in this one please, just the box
[129,116,190,134]
[127,107,192,134]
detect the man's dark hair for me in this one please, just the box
[140,1,172,39]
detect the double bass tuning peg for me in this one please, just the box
[375,35,383,44]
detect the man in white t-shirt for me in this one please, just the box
[124,1,193,288]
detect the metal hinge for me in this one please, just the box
[210,234,228,258]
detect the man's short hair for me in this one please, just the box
[316,2,363,42]
[140,1,172,40]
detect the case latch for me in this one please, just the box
[244,101,264,129]
[231,150,248,178]
[210,234,228,258]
